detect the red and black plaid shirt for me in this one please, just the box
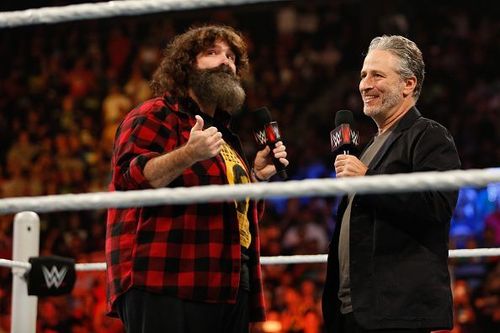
[105,94,266,322]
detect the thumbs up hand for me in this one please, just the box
[186,115,224,162]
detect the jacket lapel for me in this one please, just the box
[366,107,422,170]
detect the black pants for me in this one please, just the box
[116,288,249,333]
[342,313,431,333]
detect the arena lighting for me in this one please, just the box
[261,320,283,332]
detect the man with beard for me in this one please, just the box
[322,35,461,332]
[105,25,288,333]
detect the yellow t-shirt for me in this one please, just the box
[219,142,251,248]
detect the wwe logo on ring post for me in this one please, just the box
[27,256,76,296]
[42,265,68,288]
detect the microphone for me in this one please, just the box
[253,107,288,180]
[330,110,359,155]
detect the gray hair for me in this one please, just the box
[368,35,425,101]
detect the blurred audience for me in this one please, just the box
[0,0,499,332]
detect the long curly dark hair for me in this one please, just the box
[150,25,249,97]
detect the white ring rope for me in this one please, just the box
[0,259,31,270]
[1,248,500,272]
[0,0,286,28]
[0,169,498,215]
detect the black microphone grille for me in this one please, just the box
[334,110,354,127]
[253,107,272,126]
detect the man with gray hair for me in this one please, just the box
[322,35,461,332]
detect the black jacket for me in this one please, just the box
[322,107,461,331]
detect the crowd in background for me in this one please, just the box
[0,0,499,332]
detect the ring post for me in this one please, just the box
[11,211,40,333]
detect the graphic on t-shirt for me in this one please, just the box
[220,142,251,248]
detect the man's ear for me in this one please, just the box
[403,76,417,97]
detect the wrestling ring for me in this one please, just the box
[0,168,499,332]
[0,1,499,332]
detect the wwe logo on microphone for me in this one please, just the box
[351,131,359,146]
[330,130,343,151]
[42,265,68,288]
[330,124,359,153]
[254,129,267,146]
[254,122,281,147]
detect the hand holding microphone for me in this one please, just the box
[334,154,367,178]
[331,110,366,178]
[252,107,288,180]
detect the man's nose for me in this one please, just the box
[220,56,236,73]
[359,77,372,91]
[221,53,234,65]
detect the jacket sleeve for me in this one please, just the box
[363,122,461,225]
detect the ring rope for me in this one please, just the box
[0,169,498,215]
[0,259,30,270]
[1,248,499,272]
[0,0,286,28]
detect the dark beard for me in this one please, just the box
[188,64,246,115]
